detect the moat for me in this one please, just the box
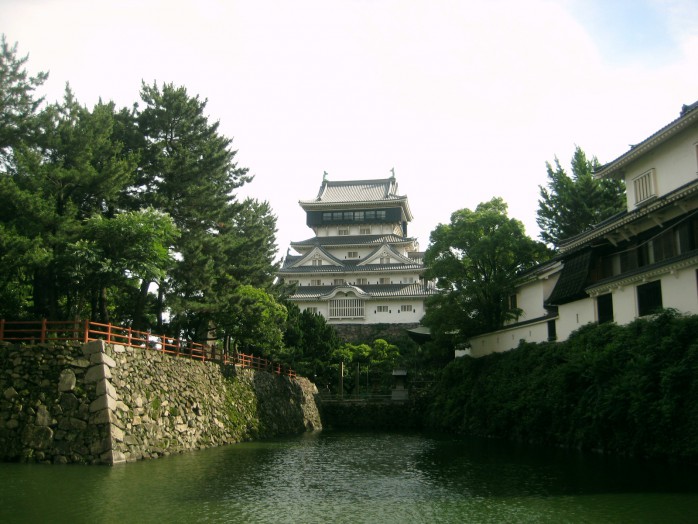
[2,430,698,523]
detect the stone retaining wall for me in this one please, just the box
[0,340,321,465]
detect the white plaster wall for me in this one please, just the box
[469,320,551,358]
[623,125,698,211]
[557,299,596,340]
[660,269,698,314]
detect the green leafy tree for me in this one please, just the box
[0,35,48,168]
[283,303,339,383]
[63,208,179,322]
[537,146,625,248]
[137,82,272,339]
[424,198,550,344]
[2,89,137,319]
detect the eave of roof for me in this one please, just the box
[287,282,440,300]
[291,234,415,248]
[595,101,698,179]
[558,178,698,252]
[298,177,414,221]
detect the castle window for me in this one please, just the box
[360,226,371,234]
[633,169,656,205]
[597,293,613,324]
[305,307,318,314]
[637,280,662,316]
[329,298,364,319]
[377,210,386,219]
[377,305,389,312]
[356,278,368,285]
[348,251,359,258]
[400,305,413,312]
[334,278,345,285]
[311,279,322,286]
[312,259,322,266]
[379,277,391,284]
[355,212,364,221]
[380,257,390,264]
[338,228,349,236]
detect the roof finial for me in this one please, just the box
[323,170,328,181]
[390,167,395,178]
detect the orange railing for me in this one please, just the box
[0,319,296,377]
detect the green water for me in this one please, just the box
[1,431,697,523]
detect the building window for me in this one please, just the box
[633,169,656,205]
[287,279,299,285]
[380,256,390,264]
[365,210,375,219]
[338,228,349,236]
[508,294,517,310]
[305,307,318,314]
[332,212,342,220]
[334,278,345,285]
[310,279,322,286]
[360,226,371,234]
[379,277,391,284]
[400,305,413,312]
[637,280,662,316]
[377,305,389,313]
[347,251,359,258]
[356,278,368,285]
[322,212,332,221]
[547,320,557,341]
[354,211,364,221]
[329,298,364,319]
[597,293,614,324]
[312,259,322,266]
[377,210,386,219]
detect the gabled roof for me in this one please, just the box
[299,176,414,220]
[595,100,698,179]
[358,242,415,266]
[288,246,343,268]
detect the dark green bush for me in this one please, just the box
[427,310,698,463]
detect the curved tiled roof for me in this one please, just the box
[299,176,413,221]
[301,177,402,204]
[291,234,415,247]
[288,282,440,300]
[279,261,425,273]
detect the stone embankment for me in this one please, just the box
[0,340,321,465]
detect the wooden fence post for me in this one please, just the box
[83,319,90,343]
[40,318,47,343]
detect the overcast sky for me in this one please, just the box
[3,0,698,258]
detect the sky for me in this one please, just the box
[3,0,698,259]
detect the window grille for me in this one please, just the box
[329,298,365,318]
[377,305,389,312]
[400,305,413,312]
[633,170,656,205]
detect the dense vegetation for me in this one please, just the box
[427,310,698,462]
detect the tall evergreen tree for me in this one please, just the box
[537,146,625,248]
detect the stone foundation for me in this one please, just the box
[0,340,321,465]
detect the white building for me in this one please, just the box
[278,174,438,326]
[468,101,698,357]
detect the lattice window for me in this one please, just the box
[329,298,365,319]
[633,170,656,205]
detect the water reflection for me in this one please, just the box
[2,431,698,523]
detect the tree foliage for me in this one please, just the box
[0,38,280,351]
[537,146,625,248]
[424,197,550,344]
